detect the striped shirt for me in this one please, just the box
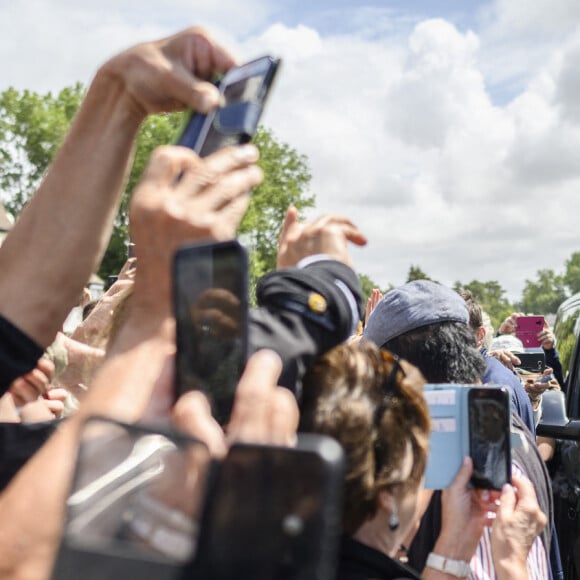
[468,461,549,580]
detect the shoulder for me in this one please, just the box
[338,537,421,580]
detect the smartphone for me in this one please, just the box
[515,315,545,348]
[176,55,280,157]
[51,416,211,580]
[173,240,248,425]
[104,275,118,292]
[517,351,546,373]
[468,387,512,490]
[424,385,512,489]
[190,435,344,580]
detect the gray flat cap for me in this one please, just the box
[363,280,469,347]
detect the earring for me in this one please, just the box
[388,509,400,532]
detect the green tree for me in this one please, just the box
[0,84,84,214]
[406,265,433,283]
[358,273,391,299]
[239,127,314,284]
[98,111,184,277]
[518,269,568,315]
[0,87,315,283]
[453,280,513,330]
[564,252,580,295]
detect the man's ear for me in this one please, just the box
[475,326,486,349]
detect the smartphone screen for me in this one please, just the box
[176,56,279,157]
[192,437,344,580]
[468,387,511,490]
[173,240,248,425]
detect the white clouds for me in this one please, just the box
[553,34,580,124]
[483,0,580,38]
[0,0,272,92]
[1,1,580,302]
[243,15,580,299]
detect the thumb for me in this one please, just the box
[497,483,517,519]
[279,206,299,242]
[449,456,474,490]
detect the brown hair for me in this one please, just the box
[300,341,430,534]
[460,290,483,330]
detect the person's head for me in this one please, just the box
[300,341,430,555]
[363,280,485,383]
[460,290,486,349]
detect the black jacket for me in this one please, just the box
[337,536,421,580]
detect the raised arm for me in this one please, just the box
[0,27,236,351]
[0,139,262,579]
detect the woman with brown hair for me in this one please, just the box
[300,341,547,580]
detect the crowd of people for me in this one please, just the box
[0,25,574,580]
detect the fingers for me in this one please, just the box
[143,145,206,187]
[497,481,517,519]
[227,350,288,445]
[279,206,299,244]
[342,223,368,246]
[366,289,383,325]
[9,364,52,404]
[175,144,262,209]
[118,257,137,279]
[173,391,227,458]
[161,28,237,113]
[37,357,55,380]
[268,387,300,446]
[512,475,543,517]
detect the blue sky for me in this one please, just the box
[2,0,580,304]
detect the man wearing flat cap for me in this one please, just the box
[362,279,560,580]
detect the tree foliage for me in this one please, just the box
[0,84,84,214]
[358,273,391,300]
[453,280,513,330]
[0,87,314,284]
[564,252,580,295]
[239,127,314,282]
[518,269,568,315]
[406,265,434,283]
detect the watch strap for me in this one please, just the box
[425,552,471,578]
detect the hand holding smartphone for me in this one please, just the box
[176,56,280,157]
[173,240,248,426]
[515,315,545,348]
[424,385,512,490]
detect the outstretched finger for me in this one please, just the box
[279,206,299,243]
[342,223,368,246]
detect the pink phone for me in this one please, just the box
[515,316,545,348]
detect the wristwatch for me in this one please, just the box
[425,552,471,578]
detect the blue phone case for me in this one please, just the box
[423,384,511,490]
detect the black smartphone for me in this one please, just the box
[51,416,211,580]
[517,351,546,373]
[176,55,280,157]
[173,240,248,425]
[468,387,512,490]
[191,435,345,580]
